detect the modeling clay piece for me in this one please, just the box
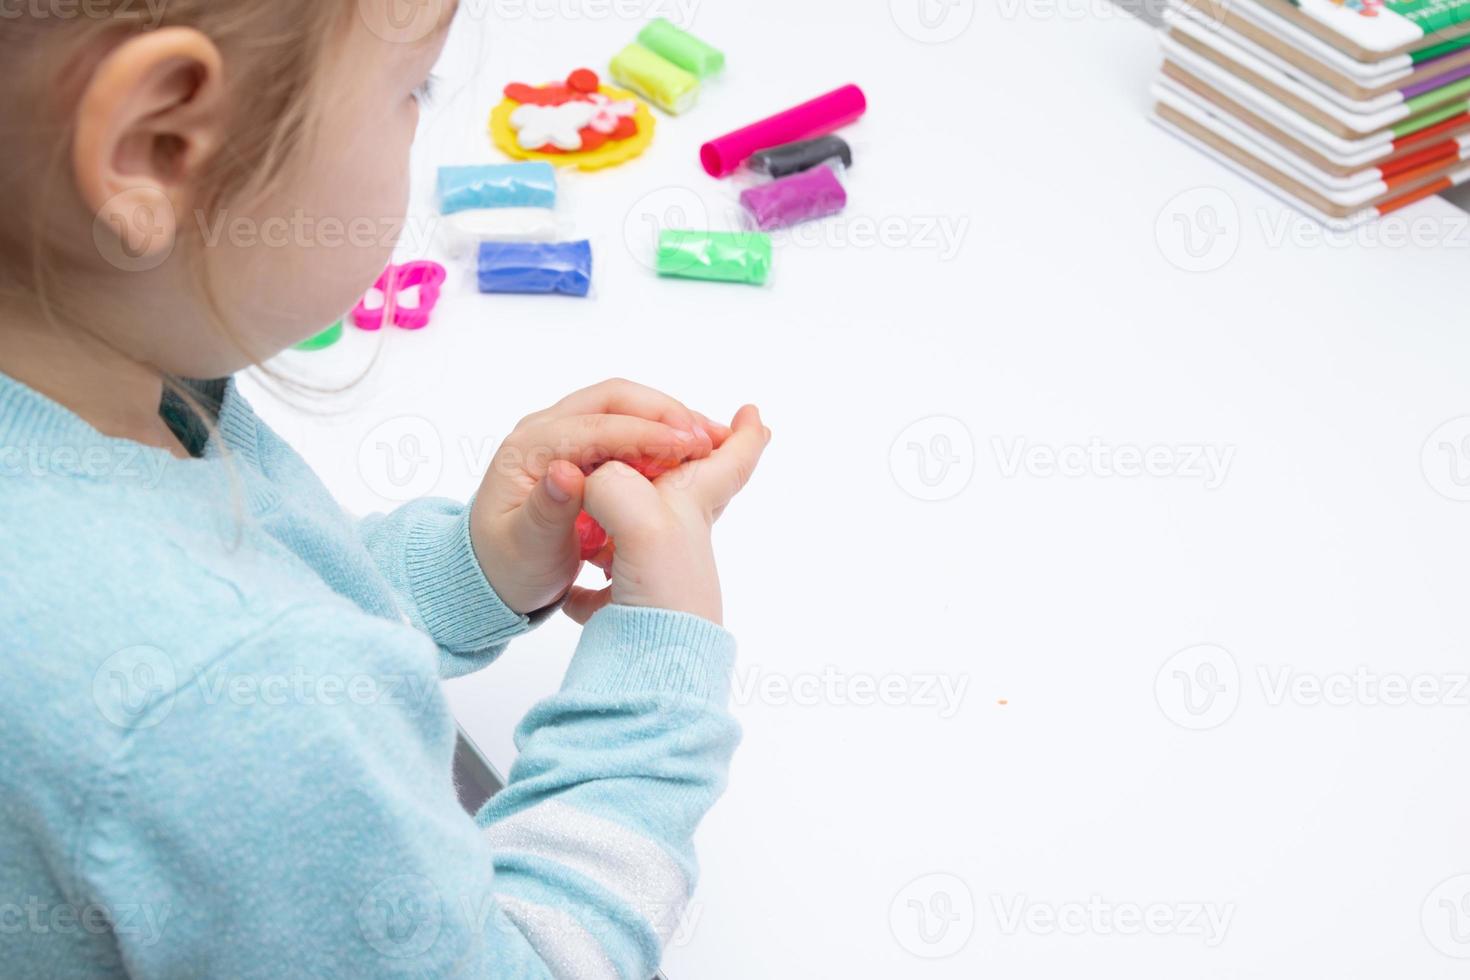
[576,456,674,560]
[509,95,636,152]
[637,19,725,77]
[351,262,447,331]
[477,241,593,297]
[490,69,655,171]
[747,135,853,179]
[294,321,344,351]
[610,43,699,115]
[437,163,557,214]
[656,230,771,285]
[739,165,847,231]
[576,512,610,560]
[510,102,597,151]
[440,208,559,260]
[583,94,639,137]
[700,84,867,178]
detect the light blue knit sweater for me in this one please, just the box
[0,371,740,979]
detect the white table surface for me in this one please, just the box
[244,2,1470,976]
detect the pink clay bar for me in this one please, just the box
[699,84,867,178]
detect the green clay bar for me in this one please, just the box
[637,19,725,77]
[610,43,699,115]
[656,230,772,285]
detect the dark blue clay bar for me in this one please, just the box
[746,135,853,179]
[477,241,592,297]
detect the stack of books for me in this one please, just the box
[1152,0,1470,227]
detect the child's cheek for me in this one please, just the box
[319,111,414,304]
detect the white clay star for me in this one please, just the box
[510,102,598,151]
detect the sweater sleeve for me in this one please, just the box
[78,603,740,980]
[357,497,533,678]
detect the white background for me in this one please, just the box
[245,1,1470,976]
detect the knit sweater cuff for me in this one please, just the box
[404,505,530,655]
[562,605,736,706]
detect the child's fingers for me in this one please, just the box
[516,460,584,537]
[580,460,664,540]
[563,585,613,625]
[547,379,708,445]
[693,411,733,447]
[680,406,769,517]
[526,415,702,473]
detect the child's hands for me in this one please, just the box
[470,380,731,616]
[564,405,770,627]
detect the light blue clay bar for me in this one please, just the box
[436,163,557,215]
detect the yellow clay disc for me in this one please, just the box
[489,85,655,172]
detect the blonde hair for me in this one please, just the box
[0,1,357,374]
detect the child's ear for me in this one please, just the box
[73,27,225,266]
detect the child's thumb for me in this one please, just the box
[581,461,662,539]
[518,460,585,540]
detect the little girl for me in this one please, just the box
[0,3,767,977]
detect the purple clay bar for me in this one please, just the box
[738,164,847,231]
